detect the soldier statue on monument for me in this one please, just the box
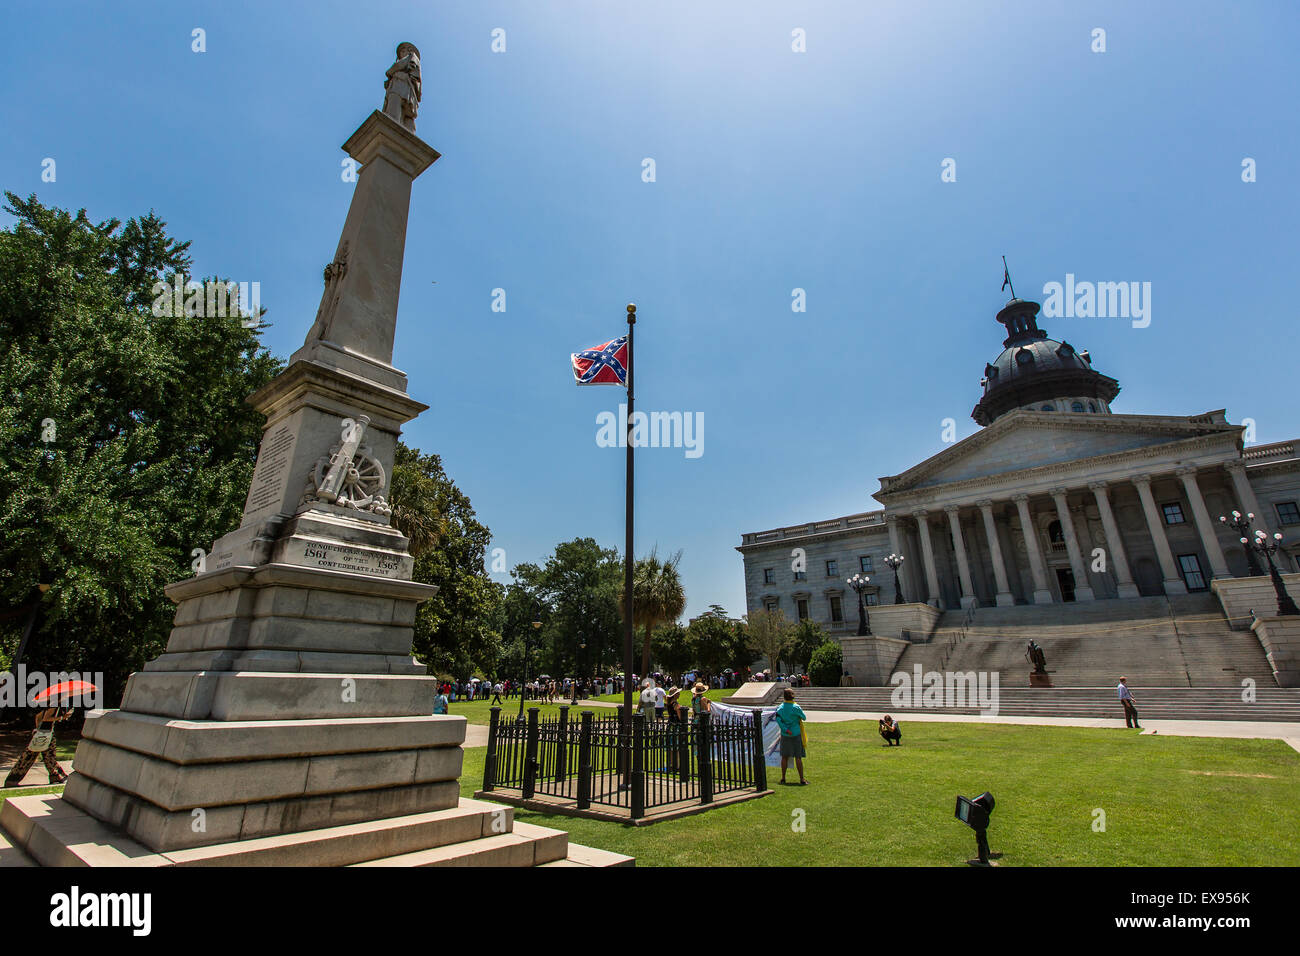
[383,42,422,131]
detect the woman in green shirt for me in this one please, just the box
[774,688,808,785]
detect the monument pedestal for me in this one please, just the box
[0,53,630,868]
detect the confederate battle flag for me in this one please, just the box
[571,335,629,386]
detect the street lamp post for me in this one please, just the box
[884,553,906,605]
[518,602,542,721]
[1219,511,1263,576]
[571,641,587,705]
[847,573,872,636]
[1243,528,1299,617]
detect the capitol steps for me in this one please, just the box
[793,686,1300,722]
[893,593,1277,688]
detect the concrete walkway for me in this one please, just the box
[801,708,1300,753]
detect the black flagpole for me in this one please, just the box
[623,304,636,737]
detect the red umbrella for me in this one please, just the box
[31,680,99,705]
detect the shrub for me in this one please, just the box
[808,640,843,687]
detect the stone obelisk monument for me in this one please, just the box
[0,44,629,867]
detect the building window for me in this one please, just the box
[796,598,809,620]
[829,596,843,622]
[825,559,838,577]
[1040,404,1055,411]
[1071,401,1085,412]
[865,592,879,606]
[764,599,778,614]
[763,568,774,584]
[1178,553,1207,591]
[1088,401,1098,412]
[1277,501,1300,526]
[860,555,873,573]
[793,570,806,581]
[1162,503,1185,525]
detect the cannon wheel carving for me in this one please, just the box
[313,448,386,508]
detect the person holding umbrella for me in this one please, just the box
[2,679,96,788]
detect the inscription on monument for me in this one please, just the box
[244,425,296,519]
[293,540,405,578]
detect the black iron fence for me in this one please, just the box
[482,706,768,820]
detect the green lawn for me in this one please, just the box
[444,698,604,725]
[440,690,738,726]
[462,720,1300,866]
[591,688,736,704]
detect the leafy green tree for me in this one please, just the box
[0,193,279,702]
[396,444,504,679]
[687,611,734,678]
[502,538,622,681]
[789,619,829,673]
[538,538,623,678]
[808,640,843,687]
[745,607,794,675]
[620,547,686,676]
[650,622,693,677]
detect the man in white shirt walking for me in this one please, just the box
[1117,677,1141,729]
[654,680,666,720]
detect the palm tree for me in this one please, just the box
[619,547,686,676]
[387,446,448,558]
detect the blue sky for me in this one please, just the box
[4,0,1297,620]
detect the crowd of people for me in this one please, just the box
[432,668,755,709]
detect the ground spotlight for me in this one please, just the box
[955,791,996,866]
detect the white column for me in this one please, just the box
[1089,480,1139,598]
[885,513,909,604]
[1225,460,1266,529]
[913,510,943,608]
[1013,494,1055,604]
[1050,487,1096,601]
[1177,466,1230,579]
[976,499,1015,607]
[944,505,978,609]
[1132,473,1188,595]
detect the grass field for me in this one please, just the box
[463,720,1300,866]
[6,719,1296,866]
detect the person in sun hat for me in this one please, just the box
[665,685,682,718]
[689,681,712,724]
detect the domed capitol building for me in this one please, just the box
[738,293,1300,696]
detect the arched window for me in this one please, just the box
[1088,401,1098,412]
[1048,521,1064,544]
[1040,403,1055,411]
[1071,401,1085,412]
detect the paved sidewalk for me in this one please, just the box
[801,708,1300,753]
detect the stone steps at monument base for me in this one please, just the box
[793,687,1300,721]
[0,828,35,867]
[347,821,632,867]
[538,843,636,867]
[0,793,629,867]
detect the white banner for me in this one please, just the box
[709,699,783,767]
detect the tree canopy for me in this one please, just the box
[394,444,504,679]
[0,193,279,700]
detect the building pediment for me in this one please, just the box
[876,409,1241,500]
